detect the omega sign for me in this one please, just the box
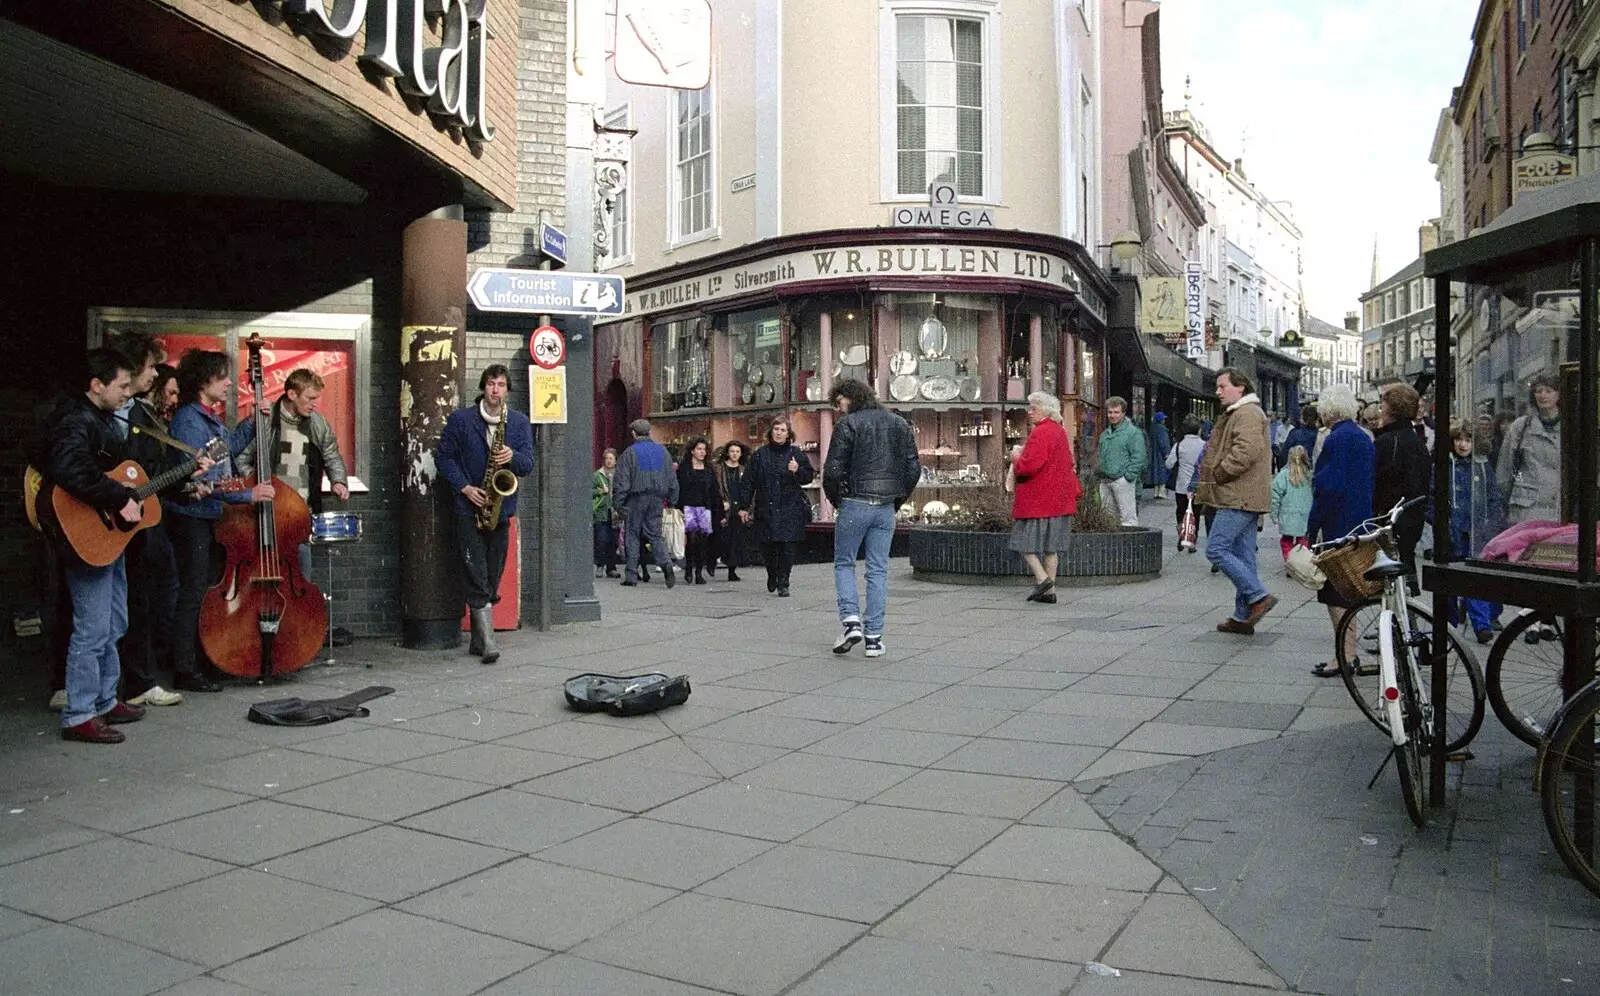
[889,182,996,229]
[265,1,495,142]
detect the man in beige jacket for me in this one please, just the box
[1195,368,1277,634]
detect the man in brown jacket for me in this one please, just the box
[1195,368,1277,634]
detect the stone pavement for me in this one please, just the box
[0,501,1592,995]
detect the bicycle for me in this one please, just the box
[1536,671,1600,896]
[1333,599,1485,754]
[1486,611,1600,747]
[1314,496,1485,828]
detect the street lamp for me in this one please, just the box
[1098,231,1144,273]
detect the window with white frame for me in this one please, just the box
[671,87,714,241]
[886,5,995,199]
[1079,81,1095,244]
[601,105,632,266]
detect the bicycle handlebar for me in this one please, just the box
[1310,495,1429,554]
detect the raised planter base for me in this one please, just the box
[908,526,1164,586]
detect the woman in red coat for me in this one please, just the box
[1009,392,1082,604]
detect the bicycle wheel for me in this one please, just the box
[1390,628,1430,829]
[1538,683,1600,897]
[1336,599,1486,752]
[1488,612,1599,748]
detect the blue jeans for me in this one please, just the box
[834,499,896,636]
[1206,508,1268,621]
[62,555,128,728]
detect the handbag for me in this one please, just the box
[1179,504,1197,552]
[661,507,686,560]
[1285,543,1328,591]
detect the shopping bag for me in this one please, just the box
[662,507,686,561]
[683,505,713,535]
[1178,505,1197,552]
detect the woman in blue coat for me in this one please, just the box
[1147,413,1171,500]
[747,417,814,597]
[1305,387,1375,678]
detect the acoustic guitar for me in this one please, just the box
[49,438,232,566]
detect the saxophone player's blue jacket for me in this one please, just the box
[436,403,534,523]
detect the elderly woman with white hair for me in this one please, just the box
[1008,392,1083,604]
[1306,384,1377,677]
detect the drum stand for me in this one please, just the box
[318,545,340,666]
[310,512,363,667]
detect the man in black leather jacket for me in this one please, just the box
[35,348,148,744]
[823,378,920,659]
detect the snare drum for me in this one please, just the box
[310,511,363,544]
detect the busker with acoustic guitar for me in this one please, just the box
[32,349,210,743]
[166,350,275,692]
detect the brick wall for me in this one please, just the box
[153,0,520,206]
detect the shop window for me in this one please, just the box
[727,307,782,407]
[670,86,714,243]
[884,3,997,201]
[789,300,870,403]
[601,104,632,267]
[881,292,995,404]
[651,318,709,413]
[88,309,370,491]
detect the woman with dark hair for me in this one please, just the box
[717,440,752,581]
[675,436,722,584]
[1166,415,1206,551]
[747,417,814,596]
[1496,373,1562,524]
[1372,383,1432,593]
[146,363,179,424]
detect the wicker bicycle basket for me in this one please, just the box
[1313,540,1383,601]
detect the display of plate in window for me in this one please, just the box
[890,374,920,402]
[889,350,917,376]
[747,366,763,386]
[839,343,869,366]
[919,316,948,358]
[733,351,748,372]
[741,383,755,405]
[805,379,823,402]
[761,383,776,404]
[762,364,780,388]
[957,376,981,402]
[920,376,960,402]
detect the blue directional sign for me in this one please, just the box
[539,222,567,266]
[467,268,625,317]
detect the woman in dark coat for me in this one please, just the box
[1371,384,1432,594]
[1305,386,1376,677]
[717,440,753,582]
[675,436,722,585]
[747,417,814,596]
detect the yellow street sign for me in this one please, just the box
[530,365,568,424]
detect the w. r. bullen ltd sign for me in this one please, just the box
[259,1,496,142]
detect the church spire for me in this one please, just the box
[1370,237,1380,290]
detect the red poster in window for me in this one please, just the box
[155,335,357,481]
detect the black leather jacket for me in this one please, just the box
[35,394,135,512]
[823,405,921,506]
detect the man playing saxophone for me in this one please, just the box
[437,364,534,663]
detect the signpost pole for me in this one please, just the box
[536,307,555,633]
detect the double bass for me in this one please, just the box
[199,333,327,679]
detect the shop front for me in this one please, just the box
[594,229,1114,532]
[0,0,533,649]
[1223,338,1304,422]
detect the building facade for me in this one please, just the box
[0,0,601,656]
[593,0,1118,527]
[1359,225,1441,391]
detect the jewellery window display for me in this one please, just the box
[789,298,870,403]
[883,293,996,405]
[728,307,783,407]
[650,318,710,413]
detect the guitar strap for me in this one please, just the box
[124,419,198,456]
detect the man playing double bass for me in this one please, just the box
[437,364,534,665]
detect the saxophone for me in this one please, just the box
[476,417,519,531]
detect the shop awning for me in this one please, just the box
[1140,336,1214,397]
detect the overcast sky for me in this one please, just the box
[1157,0,1481,322]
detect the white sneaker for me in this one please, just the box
[864,635,885,658]
[129,685,184,707]
[833,620,863,655]
[48,689,67,711]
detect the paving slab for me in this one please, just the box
[514,756,718,812]
[188,748,373,797]
[75,868,376,968]
[0,836,229,920]
[678,736,791,776]
[478,955,725,995]
[274,766,487,822]
[215,908,545,996]
[155,977,265,996]
[958,825,1163,890]
[573,893,865,996]
[291,726,471,764]
[789,936,1076,996]
[983,710,1146,747]
[868,768,1063,819]
[932,737,1105,781]
[697,843,943,922]
[400,788,625,853]
[0,904,48,942]
[1027,689,1173,720]
[1155,699,1305,731]
[691,711,850,748]
[867,700,1015,736]
[1100,892,1285,987]
[874,873,1143,963]
[379,706,563,742]
[259,825,515,903]
[0,810,105,866]
[394,742,585,785]
[534,817,775,889]
[34,781,254,835]
[646,783,854,841]
[804,726,972,766]
[740,752,920,801]
[129,798,373,865]
[751,693,900,724]
[400,857,675,949]
[0,922,201,996]
[494,719,670,758]
[1117,721,1281,756]
[795,803,1008,865]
